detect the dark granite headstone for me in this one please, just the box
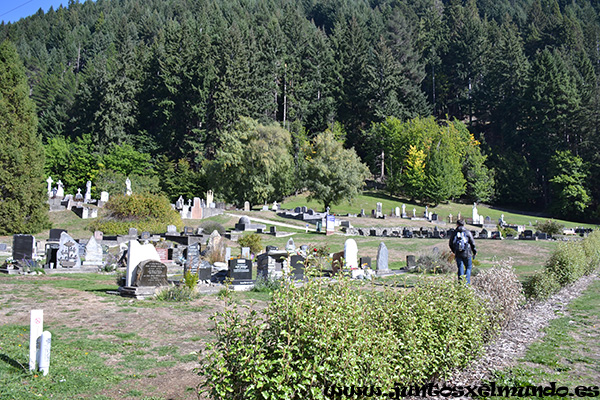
[183,226,194,236]
[359,256,371,269]
[49,229,67,242]
[406,255,416,268]
[135,260,168,286]
[12,234,34,261]
[198,260,212,281]
[266,245,278,253]
[270,226,277,234]
[290,255,305,279]
[186,243,201,275]
[228,258,253,284]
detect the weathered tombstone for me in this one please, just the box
[126,240,161,287]
[241,247,251,259]
[135,260,168,286]
[431,213,438,221]
[225,247,232,261]
[56,180,64,198]
[0,243,7,252]
[412,208,416,218]
[140,231,151,240]
[472,202,479,224]
[46,176,54,196]
[331,251,344,273]
[166,225,178,235]
[294,206,302,213]
[100,191,109,202]
[401,204,407,218]
[57,232,81,268]
[395,207,400,217]
[272,201,279,211]
[83,235,103,267]
[205,230,225,262]
[290,254,305,279]
[344,239,358,269]
[359,256,371,269]
[191,197,203,219]
[175,196,184,210]
[198,260,212,281]
[94,230,103,241]
[228,258,253,284]
[376,242,389,271]
[244,201,251,212]
[84,181,92,203]
[128,227,138,237]
[183,226,194,236]
[206,190,214,206]
[406,255,416,269]
[269,226,277,235]
[376,202,383,218]
[285,238,295,252]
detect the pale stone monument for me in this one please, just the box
[344,239,358,269]
[125,178,132,196]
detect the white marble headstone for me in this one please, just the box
[344,239,358,269]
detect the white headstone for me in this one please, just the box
[83,235,103,266]
[402,204,406,215]
[125,177,132,196]
[29,310,43,371]
[472,202,479,223]
[344,239,358,269]
[37,331,51,376]
[46,177,53,196]
[126,240,161,286]
[395,207,400,217]
[100,191,109,202]
[241,247,251,259]
[56,180,64,198]
[285,238,295,252]
[57,232,81,268]
[244,201,250,212]
[412,208,416,217]
[272,201,278,211]
[206,190,214,205]
[84,180,92,202]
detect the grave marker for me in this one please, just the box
[135,260,168,286]
[376,242,389,271]
[57,232,81,268]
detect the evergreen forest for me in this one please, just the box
[2,0,600,222]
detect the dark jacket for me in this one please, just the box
[448,226,477,258]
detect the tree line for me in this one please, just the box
[1,0,599,225]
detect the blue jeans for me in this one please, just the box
[456,256,472,284]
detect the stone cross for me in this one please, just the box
[84,180,92,202]
[125,177,132,196]
[46,177,53,195]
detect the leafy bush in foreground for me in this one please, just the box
[199,275,490,399]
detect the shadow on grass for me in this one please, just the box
[0,353,28,373]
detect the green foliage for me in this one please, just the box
[237,233,262,255]
[99,143,154,176]
[200,277,490,399]
[94,170,160,196]
[582,230,600,275]
[155,284,197,302]
[415,250,456,274]
[251,275,281,293]
[544,241,587,286]
[208,118,294,207]
[0,40,50,235]
[548,150,590,218]
[535,220,564,236]
[304,130,370,209]
[523,270,561,300]
[199,220,226,236]
[90,193,183,235]
[184,271,199,290]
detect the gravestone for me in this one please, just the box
[376,242,389,271]
[401,204,407,218]
[270,226,277,235]
[376,202,383,218]
[241,247,251,259]
[156,248,169,263]
[141,231,151,240]
[225,247,231,261]
[0,243,7,252]
[431,214,438,221]
[344,239,358,269]
[285,238,295,252]
[128,228,138,237]
[134,260,168,286]
[205,231,225,262]
[244,201,250,212]
[266,245,278,253]
[228,258,253,284]
[83,236,103,267]
[183,226,194,236]
[126,240,161,287]
[49,229,67,242]
[100,191,109,202]
[167,225,178,236]
[395,207,400,217]
[13,235,35,262]
[406,255,416,269]
[175,196,184,210]
[57,232,81,268]
[290,254,305,279]
[94,230,103,241]
[331,251,344,273]
[191,197,202,219]
[84,181,92,203]
[359,256,371,269]
[186,243,201,275]
[198,260,212,281]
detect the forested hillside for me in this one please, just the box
[1,0,599,221]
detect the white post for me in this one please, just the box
[29,310,43,371]
[38,331,52,376]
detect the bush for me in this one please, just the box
[199,277,490,399]
[90,193,183,235]
[251,274,281,293]
[415,250,456,274]
[184,270,199,290]
[535,220,564,236]
[155,284,197,301]
[237,233,262,255]
[582,230,600,274]
[199,220,226,236]
[544,241,586,286]
[523,270,561,300]
[471,259,524,332]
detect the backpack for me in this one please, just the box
[453,231,468,253]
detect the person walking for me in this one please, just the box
[448,219,477,284]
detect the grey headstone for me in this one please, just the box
[376,242,389,271]
[84,236,103,264]
[186,243,201,275]
[406,255,416,268]
[290,255,305,279]
[141,231,151,240]
[0,243,7,252]
[57,232,81,268]
[128,228,138,237]
[135,260,168,287]
[285,238,295,252]
[228,258,253,284]
[241,247,251,259]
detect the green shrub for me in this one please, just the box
[523,270,561,300]
[184,270,199,290]
[90,193,183,235]
[199,220,226,236]
[155,284,197,301]
[544,241,586,286]
[199,277,490,399]
[251,274,281,293]
[237,233,262,255]
[415,250,456,274]
[582,230,600,274]
[535,220,564,236]
[472,260,524,331]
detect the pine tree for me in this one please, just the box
[0,40,50,234]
